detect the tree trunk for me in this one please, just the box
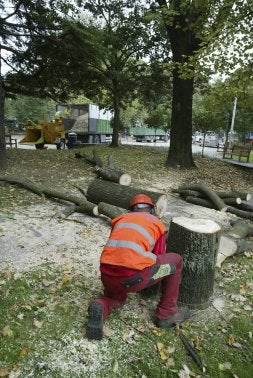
[110,88,121,148]
[167,217,221,309]
[157,1,201,169]
[86,179,168,217]
[0,52,7,171]
[166,72,196,168]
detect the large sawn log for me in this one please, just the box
[86,179,168,218]
[216,220,253,267]
[167,217,221,309]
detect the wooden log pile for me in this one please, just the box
[171,182,253,266]
[172,182,253,219]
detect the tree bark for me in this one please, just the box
[94,166,131,186]
[0,55,7,171]
[0,176,44,196]
[75,150,103,167]
[156,0,201,169]
[167,216,221,309]
[86,179,168,217]
[179,182,227,211]
[216,191,252,201]
[227,206,253,220]
[185,196,214,209]
[97,202,127,219]
[216,220,253,267]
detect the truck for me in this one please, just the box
[19,103,113,149]
[57,103,113,145]
[129,127,169,143]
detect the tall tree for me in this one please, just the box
[0,0,72,170]
[74,0,150,147]
[155,0,253,168]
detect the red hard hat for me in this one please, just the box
[130,194,154,208]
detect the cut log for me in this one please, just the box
[167,217,221,309]
[75,150,103,167]
[226,219,253,239]
[94,167,131,186]
[216,191,252,201]
[173,188,242,205]
[232,201,253,212]
[86,179,168,218]
[216,219,253,267]
[179,183,227,212]
[223,197,241,205]
[227,206,253,220]
[216,235,253,267]
[185,196,214,209]
[107,154,121,171]
[0,176,43,196]
[97,202,127,219]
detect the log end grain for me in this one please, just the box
[119,174,132,186]
[172,217,221,234]
[156,194,168,218]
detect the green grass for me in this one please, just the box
[1,256,252,378]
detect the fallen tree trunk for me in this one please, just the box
[0,176,43,196]
[86,179,168,218]
[167,216,221,309]
[75,150,103,167]
[178,183,227,212]
[0,176,99,218]
[43,188,87,206]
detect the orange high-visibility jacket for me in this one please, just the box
[100,212,166,270]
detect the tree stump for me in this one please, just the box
[167,217,221,309]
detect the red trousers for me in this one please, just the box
[94,253,182,320]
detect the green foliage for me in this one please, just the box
[5,96,56,124]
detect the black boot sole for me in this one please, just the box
[86,302,103,340]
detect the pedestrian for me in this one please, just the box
[86,194,190,340]
[54,134,62,150]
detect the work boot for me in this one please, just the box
[155,307,190,328]
[86,302,103,340]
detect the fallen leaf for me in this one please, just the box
[112,359,119,373]
[226,335,235,346]
[2,325,14,337]
[60,274,71,285]
[33,319,43,329]
[0,367,9,377]
[166,357,175,367]
[20,347,29,357]
[218,362,232,371]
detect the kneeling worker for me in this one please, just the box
[86,194,190,340]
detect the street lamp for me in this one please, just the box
[229,97,237,148]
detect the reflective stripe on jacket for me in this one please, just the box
[100,212,166,270]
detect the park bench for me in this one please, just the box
[222,144,252,162]
[5,134,18,148]
[217,142,228,152]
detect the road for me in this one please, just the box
[11,134,221,158]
